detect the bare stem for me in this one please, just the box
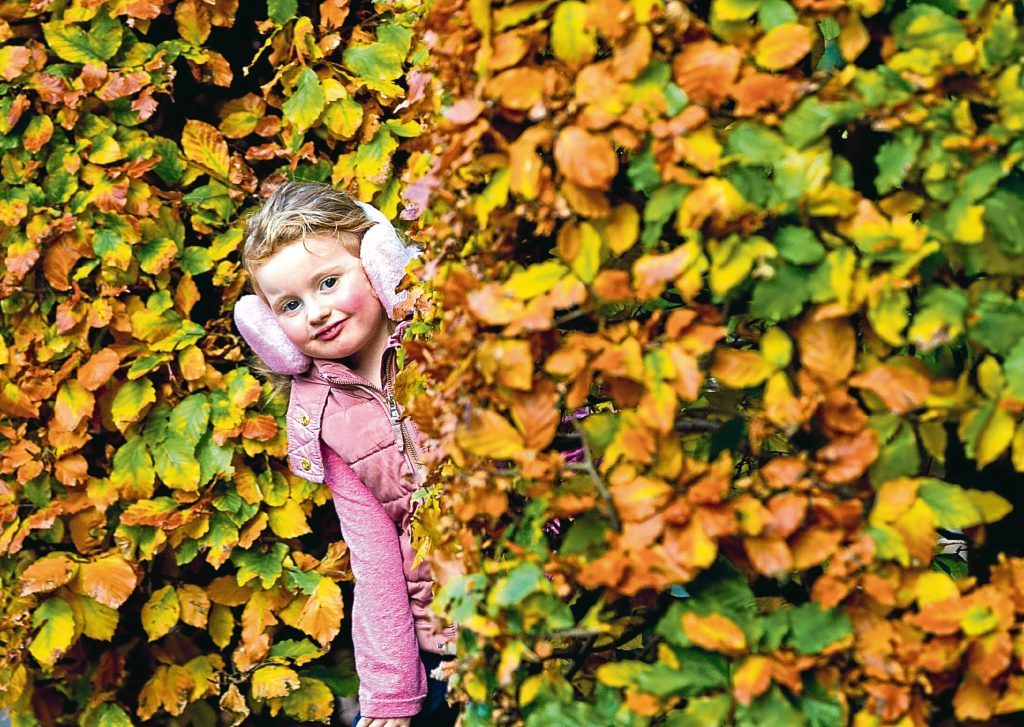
[571,420,620,532]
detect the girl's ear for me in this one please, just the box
[355,201,421,320]
[234,295,311,375]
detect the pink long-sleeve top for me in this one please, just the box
[323,445,427,718]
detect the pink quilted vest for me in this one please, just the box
[285,324,456,653]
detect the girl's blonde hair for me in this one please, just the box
[241,181,375,297]
[239,181,376,396]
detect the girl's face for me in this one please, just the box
[252,234,389,362]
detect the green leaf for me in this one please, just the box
[232,541,288,588]
[736,687,808,727]
[489,563,544,608]
[781,98,861,149]
[892,4,966,54]
[758,0,797,30]
[91,704,134,727]
[750,264,812,321]
[197,431,235,486]
[43,11,122,64]
[342,23,411,95]
[724,122,786,167]
[269,638,324,660]
[984,186,1024,256]
[283,69,326,132]
[110,436,155,494]
[180,246,214,275]
[138,237,180,275]
[869,421,920,488]
[153,433,201,491]
[268,0,298,24]
[775,226,825,265]
[969,291,1024,356]
[169,393,210,447]
[787,602,851,654]
[627,145,660,196]
[875,129,922,195]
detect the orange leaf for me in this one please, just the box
[554,126,619,190]
[297,577,344,647]
[510,381,560,450]
[72,554,138,609]
[791,527,844,570]
[682,611,747,655]
[672,40,742,106]
[486,67,546,110]
[849,364,930,414]
[754,23,813,70]
[744,536,793,577]
[0,46,30,81]
[19,553,78,596]
[242,414,278,441]
[78,348,121,391]
[733,655,772,706]
[731,72,800,116]
[797,317,856,384]
[177,583,211,628]
[954,676,996,722]
[817,429,878,485]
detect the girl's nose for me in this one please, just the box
[307,302,330,325]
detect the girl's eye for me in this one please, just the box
[320,276,338,291]
[282,300,300,313]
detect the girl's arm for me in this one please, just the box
[321,445,427,719]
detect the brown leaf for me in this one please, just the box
[731,72,800,116]
[486,67,546,110]
[817,429,878,485]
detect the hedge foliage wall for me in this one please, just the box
[4,0,1024,725]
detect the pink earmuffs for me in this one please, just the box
[233,201,420,375]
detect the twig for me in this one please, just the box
[571,420,620,532]
[566,634,597,679]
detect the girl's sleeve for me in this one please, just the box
[321,445,427,718]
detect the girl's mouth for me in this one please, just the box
[314,319,346,341]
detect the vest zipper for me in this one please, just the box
[320,348,423,474]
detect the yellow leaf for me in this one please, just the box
[138,664,195,720]
[268,499,312,539]
[953,204,985,244]
[29,597,77,669]
[282,677,334,722]
[208,603,235,649]
[251,665,300,700]
[759,328,792,369]
[962,404,1015,468]
[181,119,230,179]
[755,23,813,70]
[605,203,640,256]
[711,348,773,388]
[914,571,958,606]
[110,379,156,433]
[551,1,596,66]
[297,577,344,647]
[477,339,534,390]
[708,235,776,298]
[74,593,119,641]
[457,408,525,458]
[55,379,95,430]
[142,585,180,641]
[519,674,544,706]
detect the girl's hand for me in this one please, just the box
[358,718,411,727]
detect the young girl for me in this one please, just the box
[233,182,457,727]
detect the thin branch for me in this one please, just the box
[566,634,597,679]
[571,420,620,532]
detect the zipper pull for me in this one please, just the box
[386,392,404,452]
